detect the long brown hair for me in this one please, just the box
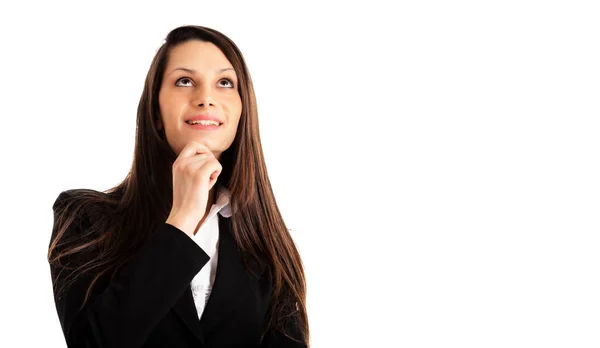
[48,25,308,345]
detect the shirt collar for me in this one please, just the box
[213,184,232,218]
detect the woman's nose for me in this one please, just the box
[192,86,216,107]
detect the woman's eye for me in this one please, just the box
[175,77,235,88]
[175,77,193,87]
[219,78,235,88]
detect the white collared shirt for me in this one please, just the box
[189,185,232,320]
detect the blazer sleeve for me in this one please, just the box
[48,191,209,348]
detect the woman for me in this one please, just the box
[47,25,309,348]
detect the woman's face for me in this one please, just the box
[158,40,242,160]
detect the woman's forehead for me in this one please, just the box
[166,41,234,74]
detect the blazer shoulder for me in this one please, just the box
[52,188,118,218]
[53,188,111,209]
[50,188,117,246]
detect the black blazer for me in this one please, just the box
[49,190,306,348]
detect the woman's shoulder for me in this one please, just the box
[54,188,120,212]
[52,188,121,233]
[50,188,121,257]
[53,188,112,209]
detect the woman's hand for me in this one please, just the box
[166,141,222,237]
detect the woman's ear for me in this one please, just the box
[156,119,163,130]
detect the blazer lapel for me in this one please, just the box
[200,215,267,334]
[172,215,267,343]
[172,287,206,345]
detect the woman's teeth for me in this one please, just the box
[186,120,219,126]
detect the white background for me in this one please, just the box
[0,1,599,347]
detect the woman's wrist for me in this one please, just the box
[165,215,195,237]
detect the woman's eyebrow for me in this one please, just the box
[168,67,235,75]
